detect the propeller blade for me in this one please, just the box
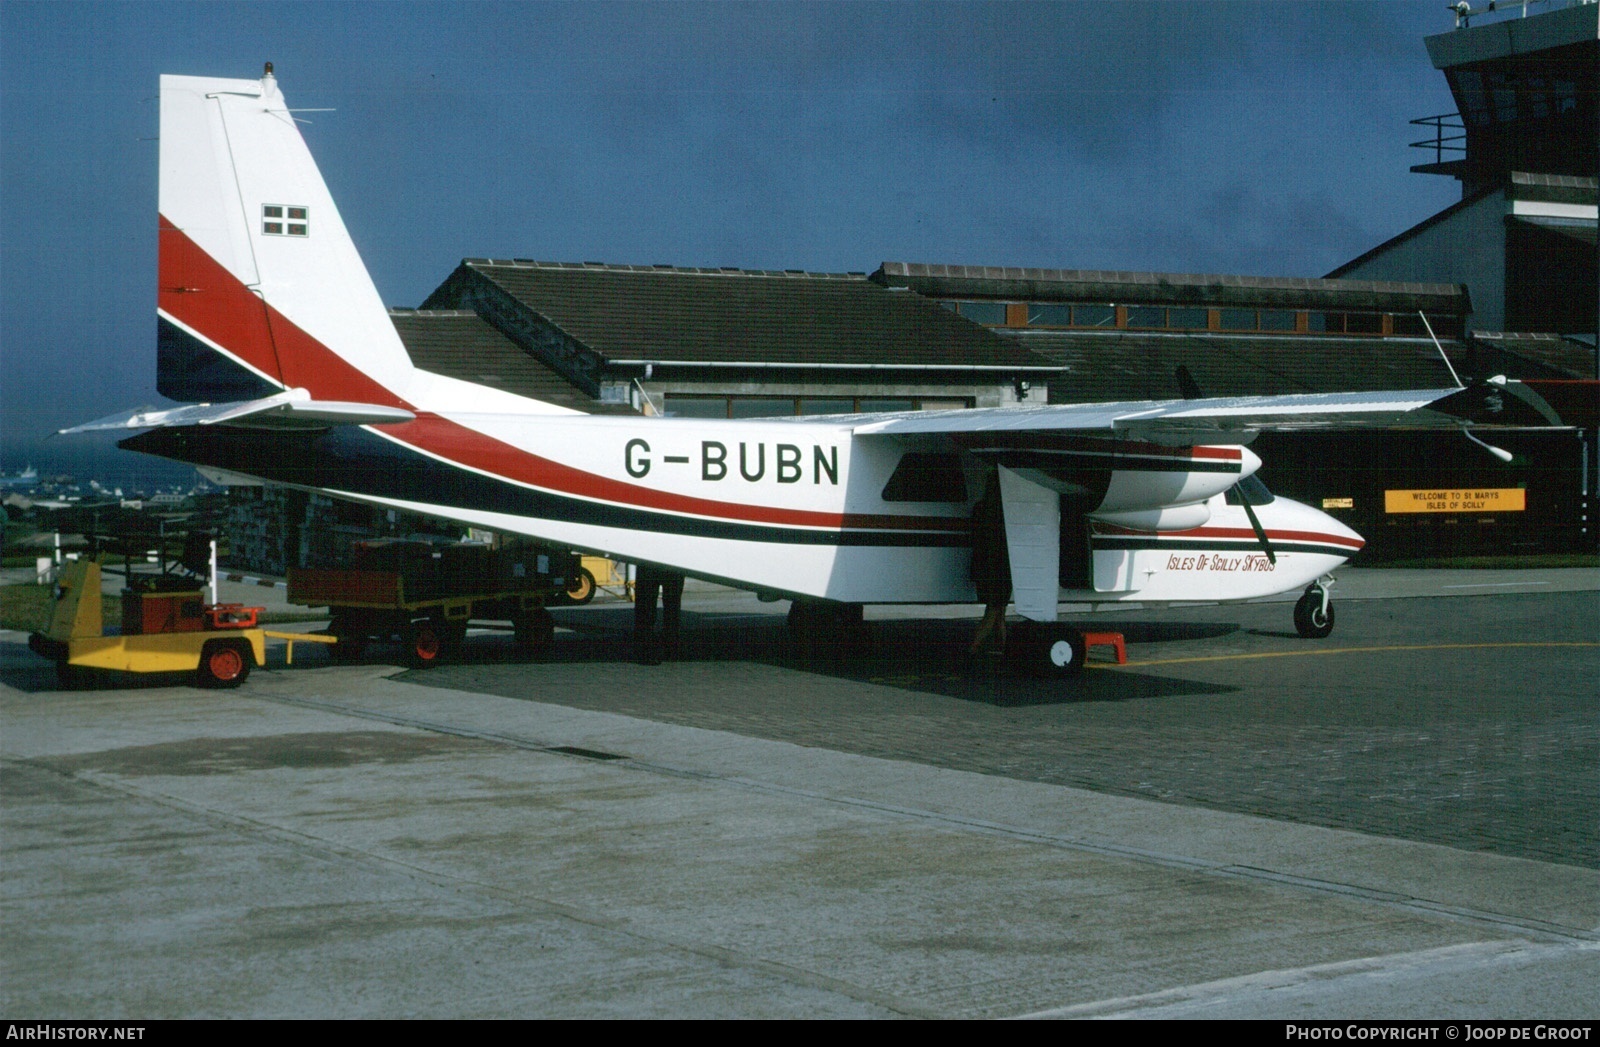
[1175,364,1204,400]
[1235,485,1277,565]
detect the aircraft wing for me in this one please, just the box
[58,387,414,434]
[850,388,1464,440]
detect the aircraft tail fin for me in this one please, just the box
[157,68,414,408]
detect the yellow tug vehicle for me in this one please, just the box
[28,559,267,689]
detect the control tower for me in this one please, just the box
[1331,1,1595,345]
[1412,0,1598,197]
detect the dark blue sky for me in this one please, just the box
[0,1,1462,482]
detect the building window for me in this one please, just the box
[798,398,855,416]
[1026,304,1073,327]
[663,394,974,418]
[955,301,1007,325]
[728,398,795,419]
[1310,311,1385,335]
[1070,304,1117,328]
[662,396,727,418]
[1125,305,1210,330]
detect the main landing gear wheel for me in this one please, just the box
[514,607,556,653]
[1294,586,1335,639]
[197,640,251,689]
[787,600,867,659]
[1008,623,1087,678]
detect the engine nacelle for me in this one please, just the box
[1088,502,1212,532]
[1094,445,1260,513]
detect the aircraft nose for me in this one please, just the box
[1310,501,1365,553]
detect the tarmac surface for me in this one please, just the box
[2,566,1596,1018]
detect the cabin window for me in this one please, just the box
[881,453,968,503]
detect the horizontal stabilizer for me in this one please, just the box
[59,388,414,434]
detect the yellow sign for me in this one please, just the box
[1321,497,1354,510]
[1384,488,1526,514]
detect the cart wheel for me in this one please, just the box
[329,634,366,663]
[513,607,556,653]
[566,567,596,606]
[407,621,446,669]
[56,657,91,691]
[197,641,251,689]
[326,615,366,662]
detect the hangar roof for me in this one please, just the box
[388,309,635,413]
[874,262,1471,316]
[1012,330,1465,403]
[1470,331,1598,380]
[421,259,1057,374]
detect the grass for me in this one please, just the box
[0,583,118,634]
[1,583,325,633]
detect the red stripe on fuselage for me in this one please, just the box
[1094,522,1364,550]
[375,416,966,533]
[158,220,963,534]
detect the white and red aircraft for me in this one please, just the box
[71,69,1465,674]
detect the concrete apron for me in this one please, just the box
[2,661,1596,1019]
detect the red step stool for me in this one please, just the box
[1082,631,1126,665]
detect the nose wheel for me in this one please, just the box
[1293,578,1336,639]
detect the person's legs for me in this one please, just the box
[633,566,663,664]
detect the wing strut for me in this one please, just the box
[997,466,1061,623]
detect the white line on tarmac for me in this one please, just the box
[1007,940,1596,1019]
[1442,582,1551,589]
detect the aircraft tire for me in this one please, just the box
[1294,592,1335,639]
[1010,623,1086,679]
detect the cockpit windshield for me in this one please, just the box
[1224,474,1276,506]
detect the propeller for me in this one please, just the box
[1175,364,1204,400]
[1234,482,1277,565]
